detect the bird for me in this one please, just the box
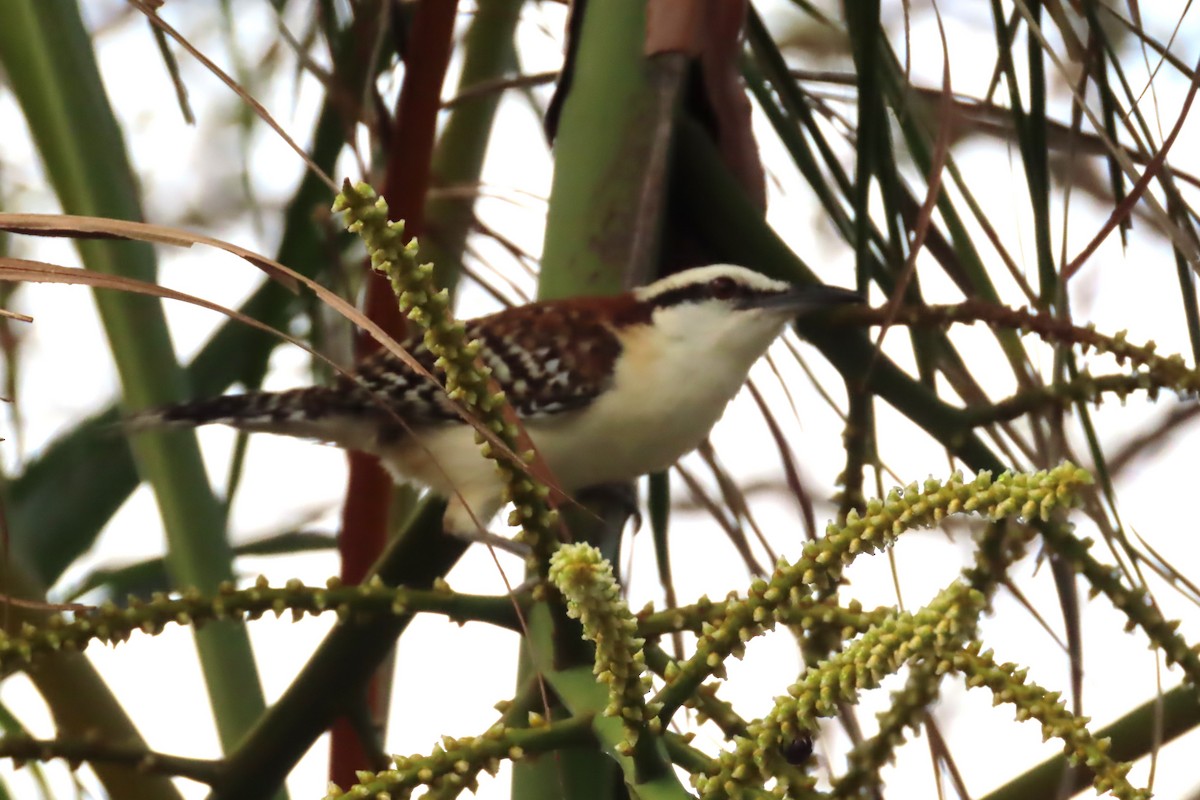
[131,264,860,540]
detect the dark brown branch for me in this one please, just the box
[0,737,219,785]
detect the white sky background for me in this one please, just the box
[2,1,1200,798]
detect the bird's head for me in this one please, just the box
[632,264,861,360]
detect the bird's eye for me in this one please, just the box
[709,276,737,300]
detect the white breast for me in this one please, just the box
[377,302,788,531]
[526,305,787,491]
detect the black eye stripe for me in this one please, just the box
[647,281,784,309]
[709,276,736,299]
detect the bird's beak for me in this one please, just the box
[737,284,864,315]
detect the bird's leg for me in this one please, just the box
[575,481,641,533]
[561,481,638,571]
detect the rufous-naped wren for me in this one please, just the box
[134,265,859,537]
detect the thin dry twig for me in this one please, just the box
[129,0,338,193]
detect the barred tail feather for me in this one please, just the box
[125,388,382,449]
[127,392,283,428]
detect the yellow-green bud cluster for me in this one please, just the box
[906,303,1200,399]
[332,181,558,565]
[549,543,659,754]
[697,583,984,798]
[699,571,1149,800]
[659,465,1091,725]
[965,371,1194,430]
[954,644,1147,800]
[832,662,943,796]
[1076,323,1200,396]
[960,519,1032,600]
[1045,526,1200,687]
[0,576,518,677]
[324,715,592,800]
[323,726,511,799]
[637,596,886,641]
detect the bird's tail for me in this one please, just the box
[125,387,379,448]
